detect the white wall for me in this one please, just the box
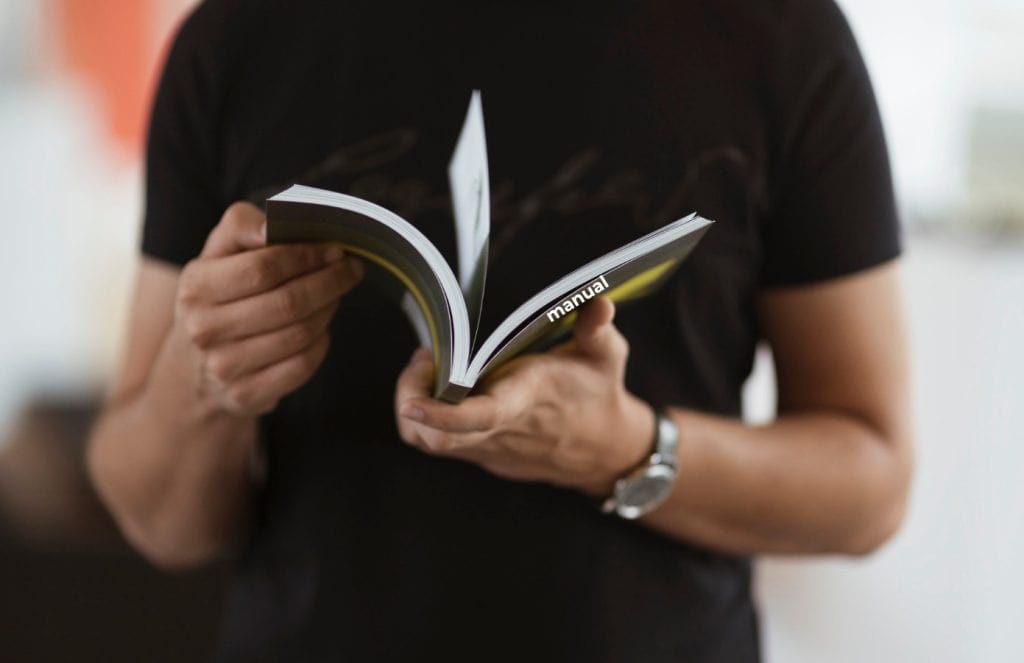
[838,0,1024,221]
[0,78,140,435]
[838,0,969,219]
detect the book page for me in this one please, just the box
[447,90,490,349]
[459,213,714,386]
[266,185,472,397]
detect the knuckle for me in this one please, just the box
[286,321,316,349]
[177,263,204,306]
[224,385,253,413]
[177,284,200,308]
[253,398,278,416]
[205,352,234,382]
[274,288,303,318]
[221,392,243,414]
[243,256,278,292]
[183,313,215,348]
[298,351,319,375]
[298,339,328,374]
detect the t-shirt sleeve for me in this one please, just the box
[759,0,902,287]
[140,5,226,267]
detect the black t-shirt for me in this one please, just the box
[142,1,900,661]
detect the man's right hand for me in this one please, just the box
[172,201,364,417]
[88,200,364,568]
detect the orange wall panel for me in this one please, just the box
[56,0,158,156]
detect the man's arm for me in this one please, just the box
[87,255,256,570]
[87,203,363,569]
[640,262,912,554]
[393,261,913,556]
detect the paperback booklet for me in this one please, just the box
[266,92,713,403]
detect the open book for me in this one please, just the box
[266,92,713,403]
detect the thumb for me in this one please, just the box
[571,297,621,361]
[201,201,267,258]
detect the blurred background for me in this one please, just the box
[0,0,1021,661]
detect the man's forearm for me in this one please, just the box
[639,407,913,556]
[87,331,257,569]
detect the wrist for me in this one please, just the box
[578,392,656,498]
[152,324,247,427]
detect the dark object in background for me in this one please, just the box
[0,396,227,663]
[0,398,117,549]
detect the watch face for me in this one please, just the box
[616,466,675,519]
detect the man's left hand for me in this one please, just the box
[394,297,655,497]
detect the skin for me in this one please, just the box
[88,202,912,568]
[87,202,364,568]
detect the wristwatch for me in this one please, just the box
[601,407,679,520]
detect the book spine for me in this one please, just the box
[436,381,472,404]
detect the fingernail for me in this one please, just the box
[401,404,425,421]
[324,244,345,262]
[259,222,268,240]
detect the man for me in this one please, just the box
[87,0,913,661]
